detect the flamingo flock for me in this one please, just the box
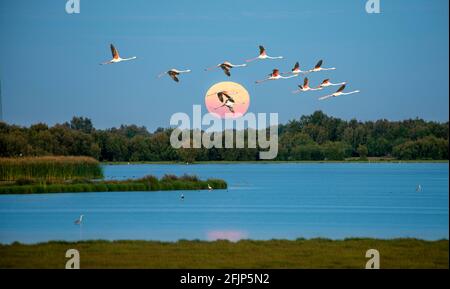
[100,43,360,101]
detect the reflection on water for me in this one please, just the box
[207,230,248,242]
[0,163,448,244]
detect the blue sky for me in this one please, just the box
[0,0,448,130]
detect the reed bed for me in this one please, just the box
[0,156,103,181]
[0,174,227,194]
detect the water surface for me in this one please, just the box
[0,163,448,243]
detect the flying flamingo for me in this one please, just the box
[308,60,336,73]
[211,91,247,114]
[255,69,296,84]
[158,69,191,82]
[283,62,308,75]
[100,44,137,65]
[317,79,346,89]
[246,46,283,63]
[207,90,238,103]
[318,84,360,100]
[215,97,236,114]
[205,61,247,77]
[292,77,320,93]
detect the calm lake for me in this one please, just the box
[0,163,448,244]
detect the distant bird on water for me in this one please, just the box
[255,69,296,84]
[416,185,423,192]
[158,69,191,82]
[208,184,213,191]
[181,193,185,201]
[74,215,84,225]
[205,61,247,77]
[246,45,283,62]
[100,44,137,65]
[318,84,360,100]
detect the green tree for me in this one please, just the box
[357,144,368,160]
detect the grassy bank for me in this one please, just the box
[0,238,447,269]
[0,174,227,195]
[0,156,103,181]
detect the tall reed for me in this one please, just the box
[0,174,227,194]
[0,156,103,181]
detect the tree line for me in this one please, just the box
[0,111,448,162]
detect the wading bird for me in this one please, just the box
[205,61,247,77]
[100,44,137,65]
[283,62,308,75]
[208,184,213,191]
[255,69,296,84]
[317,79,346,89]
[158,69,191,82]
[318,84,360,100]
[246,45,283,63]
[308,60,336,73]
[292,78,320,93]
[74,215,84,225]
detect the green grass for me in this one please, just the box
[0,238,447,269]
[0,156,103,181]
[0,174,227,194]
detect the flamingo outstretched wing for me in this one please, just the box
[259,45,266,56]
[315,60,323,69]
[111,44,119,59]
[336,84,346,93]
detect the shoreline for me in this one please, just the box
[1,238,448,269]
